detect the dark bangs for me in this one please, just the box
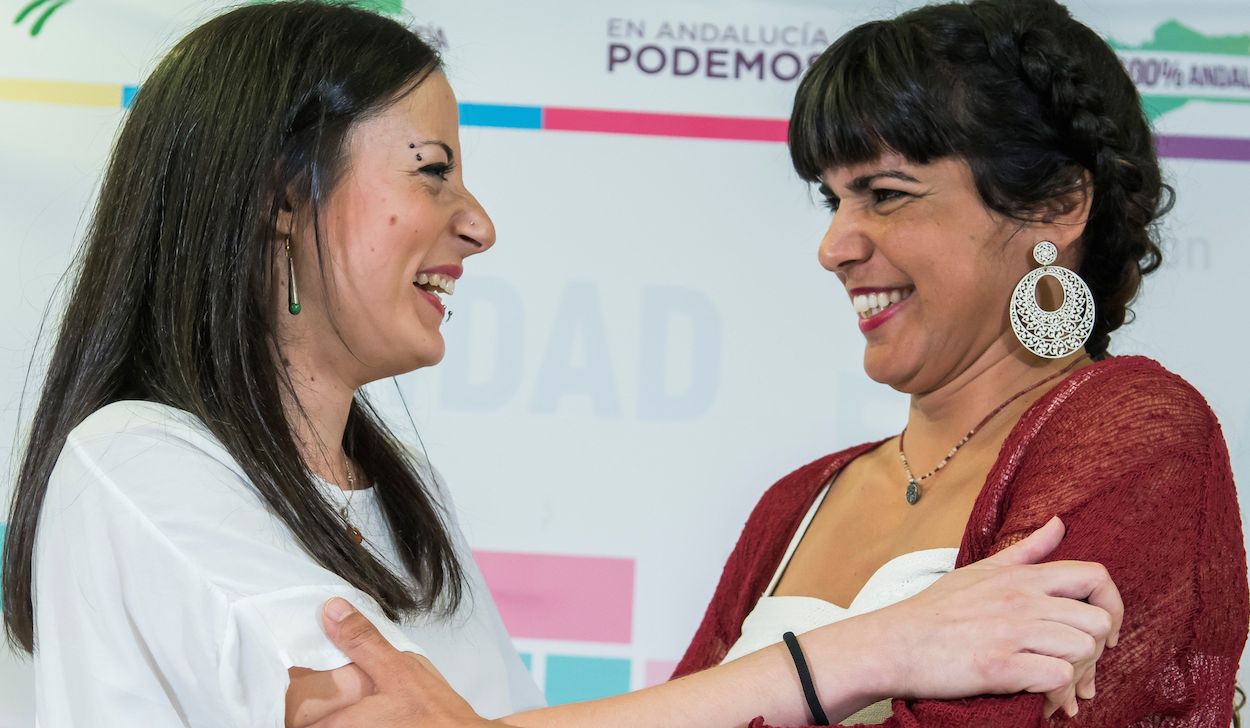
[788,19,960,183]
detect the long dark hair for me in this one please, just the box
[3,1,465,652]
[789,0,1173,358]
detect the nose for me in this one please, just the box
[817,207,872,275]
[453,187,496,256]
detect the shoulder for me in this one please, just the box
[1036,356,1218,443]
[42,402,373,605]
[1076,355,1210,407]
[50,399,252,512]
[44,401,317,591]
[1007,356,1225,493]
[66,399,239,468]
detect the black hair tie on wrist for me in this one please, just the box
[783,631,830,725]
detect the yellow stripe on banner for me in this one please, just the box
[0,79,123,108]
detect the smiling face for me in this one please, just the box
[817,153,1074,394]
[277,72,493,387]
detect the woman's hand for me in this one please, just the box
[303,598,496,728]
[864,516,1121,718]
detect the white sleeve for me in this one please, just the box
[219,585,419,727]
[34,426,422,728]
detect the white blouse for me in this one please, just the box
[722,483,958,664]
[32,400,543,727]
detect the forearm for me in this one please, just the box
[503,622,885,728]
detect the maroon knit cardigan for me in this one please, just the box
[673,356,1248,726]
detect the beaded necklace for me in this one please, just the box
[898,356,1086,505]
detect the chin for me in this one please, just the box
[410,340,447,370]
[861,347,920,393]
[422,347,447,367]
[395,351,444,376]
[381,334,445,377]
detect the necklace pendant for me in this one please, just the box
[906,480,921,505]
[347,525,364,545]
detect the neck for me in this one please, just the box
[278,346,358,490]
[903,339,1085,465]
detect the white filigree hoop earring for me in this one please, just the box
[1009,241,1094,359]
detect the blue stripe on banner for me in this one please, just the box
[519,652,532,671]
[122,85,139,109]
[544,655,631,705]
[459,102,542,129]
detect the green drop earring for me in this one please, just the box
[285,236,301,315]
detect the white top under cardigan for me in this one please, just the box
[721,483,958,723]
[32,400,543,727]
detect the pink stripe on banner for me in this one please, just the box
[474,550,634,643]
[544,107,788,142]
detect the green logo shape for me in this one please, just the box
[13,0,72,37]
[1109,20,1250,120]
[343,0,403,14]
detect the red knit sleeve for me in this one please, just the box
[750,363,1249,727]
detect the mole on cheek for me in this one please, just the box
[389,215,398,226]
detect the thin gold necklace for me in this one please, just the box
[341,459,365,545]
[898,356,1086,505]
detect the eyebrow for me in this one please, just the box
[820,169,921,197]
[419,139,455,164]
[848,170,920,191]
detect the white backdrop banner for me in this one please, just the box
[2,0,1248,724]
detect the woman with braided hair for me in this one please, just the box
[282,0,1242,725]
[672,0,1248,725]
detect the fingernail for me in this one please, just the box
[326,597,356,622]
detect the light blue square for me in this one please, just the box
[122,85,140,109]
[544,655,631,706]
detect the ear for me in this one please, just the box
[267,153,310,245]
[1027,169,1093,265]
[271,184,300,244]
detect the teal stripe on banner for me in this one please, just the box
[122,85,139,109]
[545,655,631,705]
[459,102,542,129]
